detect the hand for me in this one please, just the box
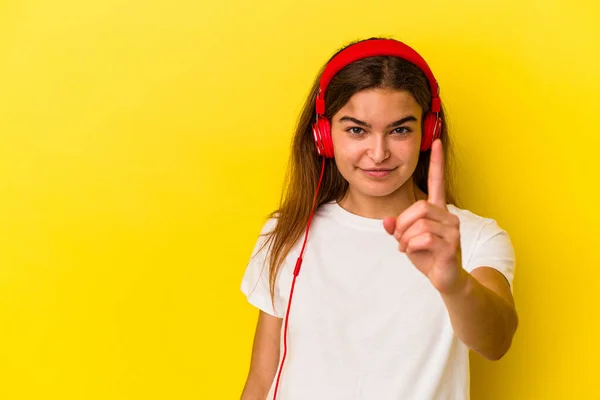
[383,139,468,294]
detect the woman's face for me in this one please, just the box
[330,88,423,200]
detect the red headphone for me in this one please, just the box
[311,38,443,157]
[272,39,443,400]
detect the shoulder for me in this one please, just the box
[258,215,279,235]
[448,205,516,284]
[448,204,498,231]
[447,204,511,248]
[243,215,277,262]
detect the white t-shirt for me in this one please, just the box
[241,201,515,400]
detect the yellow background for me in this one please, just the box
[1,0,599,398]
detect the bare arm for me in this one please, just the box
[383,140,517,361]
[240,311,282,400]
[440,266,518,360]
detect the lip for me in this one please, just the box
[360,167,396,178]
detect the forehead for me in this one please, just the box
[337,88,422,118]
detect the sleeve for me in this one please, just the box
[464,219,516,289]
[240,218,286,318]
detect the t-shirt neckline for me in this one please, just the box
[320,201,457,231]
[320,201,387,230]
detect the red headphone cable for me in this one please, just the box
[272,156,326,400]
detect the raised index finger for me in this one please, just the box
[427,138,446,209]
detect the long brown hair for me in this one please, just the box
[260,38,459,304]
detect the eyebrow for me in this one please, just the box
[338,116,418,129]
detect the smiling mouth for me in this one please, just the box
[360,167,397,178]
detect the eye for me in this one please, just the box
[392,127,412,135]
[346,127,365,135]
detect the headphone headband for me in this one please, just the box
[315,39,441,116]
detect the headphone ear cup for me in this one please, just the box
[312,117,334,158]
[421,112,442,151]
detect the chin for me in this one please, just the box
[352,181,404,198]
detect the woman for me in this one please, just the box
[240,37,518,400]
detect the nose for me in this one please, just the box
[367,134,390,164]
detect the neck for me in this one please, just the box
[338,179,427,219]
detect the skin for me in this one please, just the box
[241,88,518,400]
[333,88,426,219]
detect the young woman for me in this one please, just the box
[240,38,518,400]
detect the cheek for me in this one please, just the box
[332,136,363,167]
[393,132,422,158]
[393,142,419,161]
